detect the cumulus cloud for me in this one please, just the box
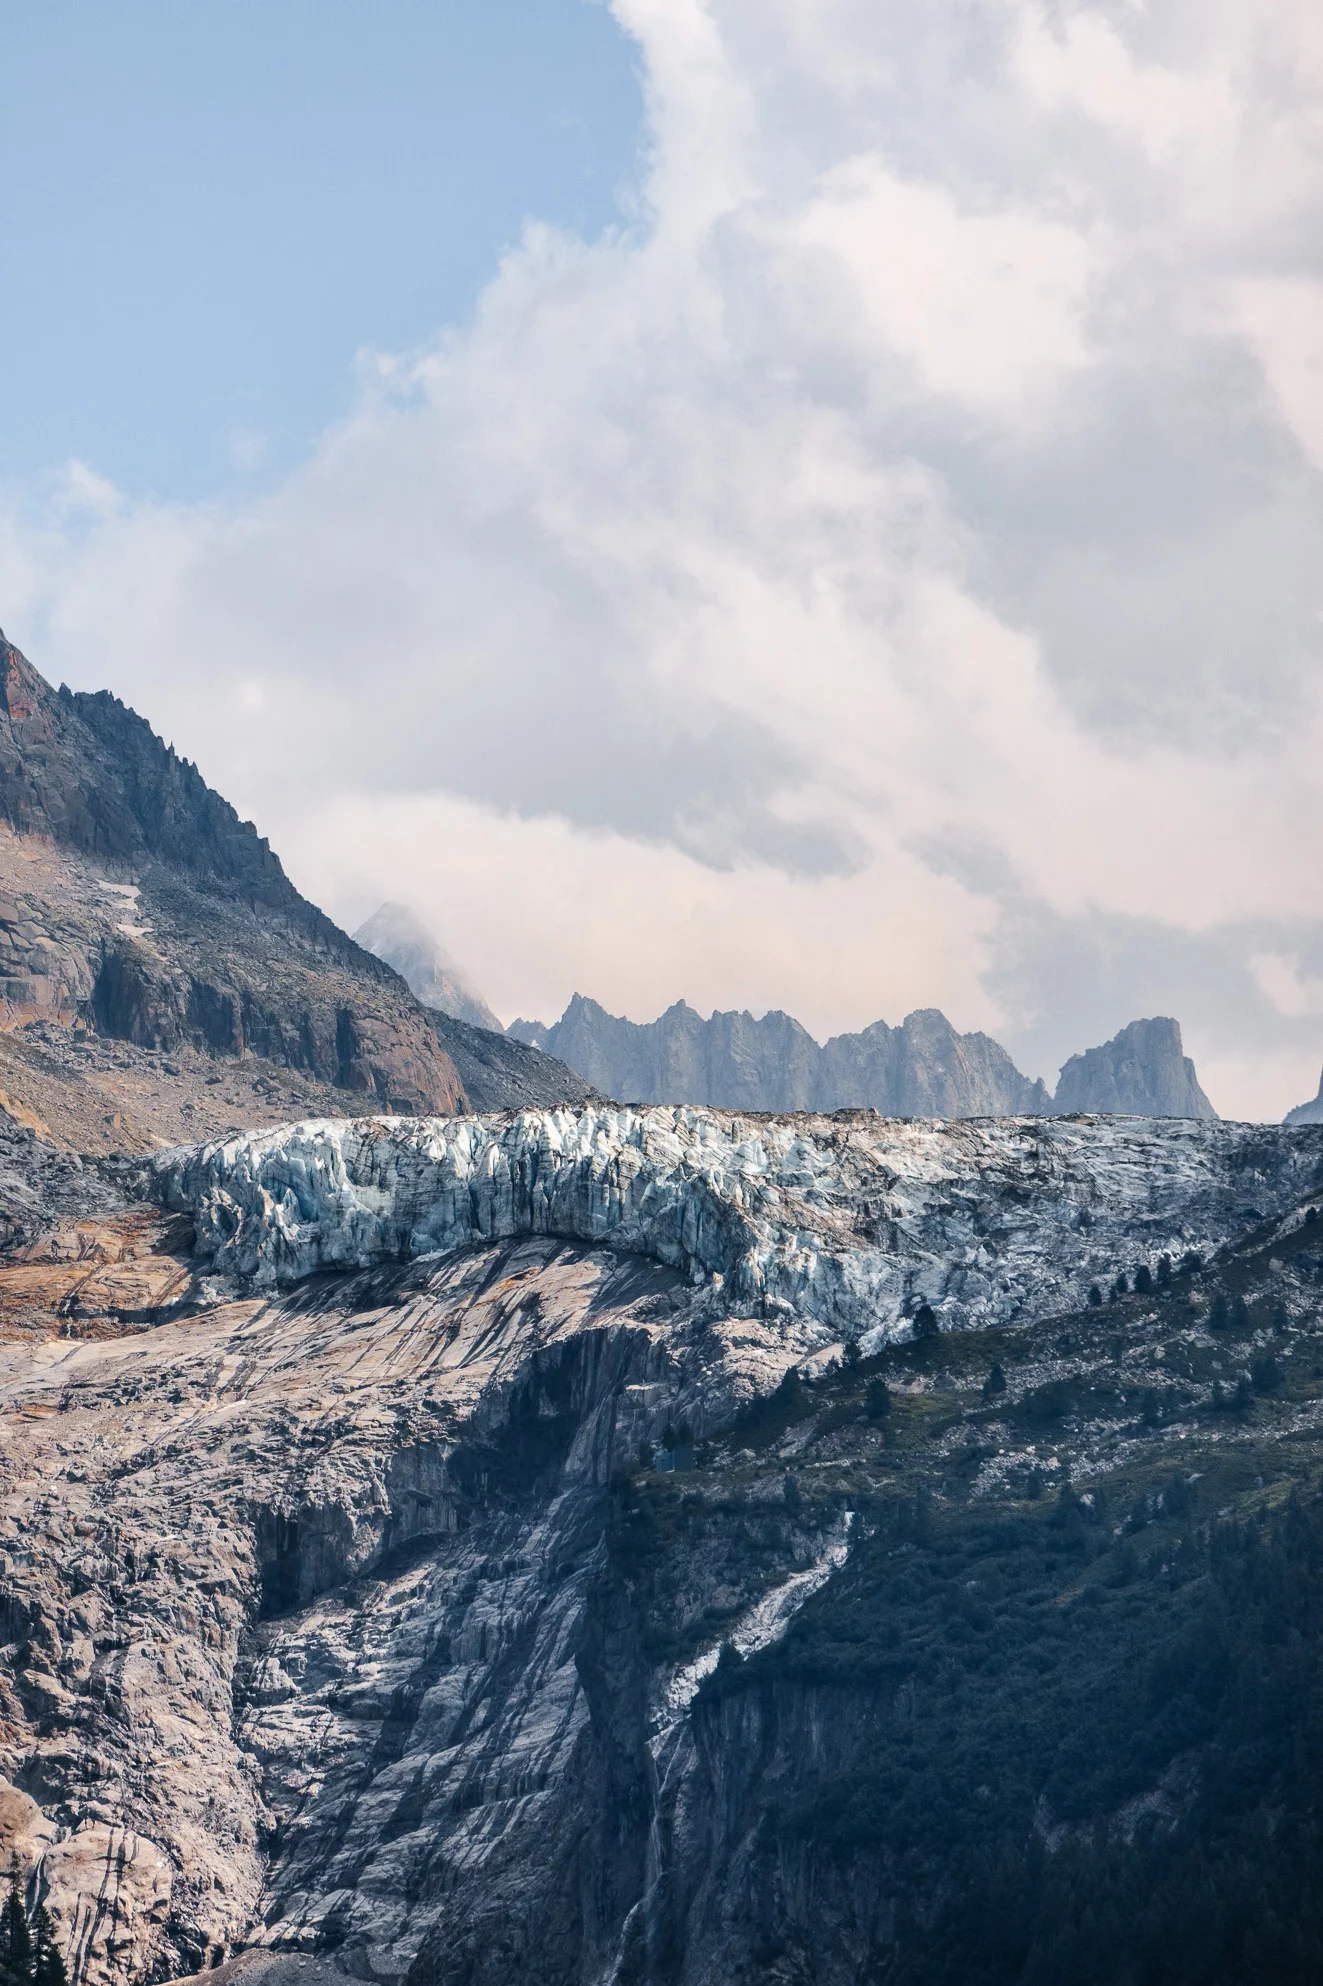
[2,0,1322,1119]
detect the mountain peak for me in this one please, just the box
[1053,1016,1217,1120]
[353,901,501,1033]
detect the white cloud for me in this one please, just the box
[1250,952,1323,1021]
[2,0,1323,1116]
[1232,278,1323,472]
[785,158,1094,414]
[55,460,122,519]
[265,787,998,1047]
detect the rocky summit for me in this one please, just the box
[5,1104,1323,1985]
[1052,1016,1216,1121]
[1285,1067,1323,1126]
[509,999,1052,1117]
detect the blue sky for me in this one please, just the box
[3,1,1322,1121]
[0,0,641,499]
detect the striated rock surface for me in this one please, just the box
[1053,1016,1217,1120]
[353,904,501,1034]
[5,1106,1323,1986]
[509,997,1051,1116]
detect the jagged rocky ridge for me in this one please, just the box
[0,631,465,1115]
[4,1106,1323,1984]
[511,997,1217,1120]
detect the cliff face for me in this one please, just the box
[0,633,466,1119]
[509,999,1051,1116]
[820,1007,1051,1117]
[3,1106,1322,1986]
[1053,1016,1217,1120]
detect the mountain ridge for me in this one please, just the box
[0,630,467,1120]
[510,994,1217,1120]
[351,900,595,1112]
[0,634,588,1141]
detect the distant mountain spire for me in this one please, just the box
[354,902,502,1033]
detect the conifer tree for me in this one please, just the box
[0,1856,32,1986]
[30,1905,67,1986]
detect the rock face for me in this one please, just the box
[510,997,1052,1116]
[1053,1016,1217,1120]
[353,904,502,1033]
[422,1011,596,1114]
[0,633,468,1119]
[822,1007,1051,1117]
[3,1105,1323,1986]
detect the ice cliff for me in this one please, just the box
[152,1105,1317,1338]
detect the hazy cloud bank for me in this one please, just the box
[3,0,1322,1117]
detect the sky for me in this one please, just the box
[2,0,1322,1121]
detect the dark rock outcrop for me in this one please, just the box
[0,631,467,1115]
[510,996,1051,1115]
[1052,1016,1217,1120]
